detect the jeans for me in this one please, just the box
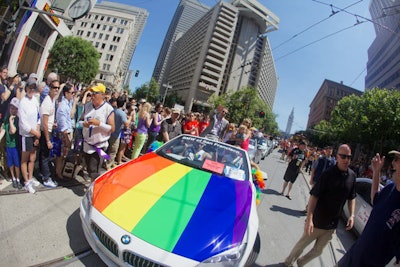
[131,133,147,159]
[84,151,103,180]
[39,131,52,180]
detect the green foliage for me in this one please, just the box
[306,120,336,147]
[208,86,279,135]
[313,88,400,154]
[48,36,100,83]
[133,77,160,104]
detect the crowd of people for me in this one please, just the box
[0,67,266,194]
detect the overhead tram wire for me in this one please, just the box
[350,67,366,87]
[275,22,364,62]
[312,0,400,39]
[272,0,364,51]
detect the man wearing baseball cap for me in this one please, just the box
[79,83,115,180]
[338,151,400,266]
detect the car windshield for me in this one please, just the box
[157,135,250,181]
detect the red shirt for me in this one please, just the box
[184,120,199,136]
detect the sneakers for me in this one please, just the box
[17,181,23,190]
[12,179,18,188]
[30,178,41,187]
[43,178,58,188]
[25,181,35,194]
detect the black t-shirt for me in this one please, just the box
[287,148,306,172]
[310,165,356,229]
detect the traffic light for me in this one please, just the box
[135,70,139,77]
[259,111,265,118]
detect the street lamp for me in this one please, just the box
[162,82,172,105]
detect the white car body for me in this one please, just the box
[343,177,383,236]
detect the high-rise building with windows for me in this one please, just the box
[71,1,148,89]
[153,0,210,93]
[307,79,362,129]
[163,0,279,112]
[365,0,400,90]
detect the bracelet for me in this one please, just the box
[47,141,52,144]
[350,215,355,218]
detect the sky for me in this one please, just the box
[103,0,375,133]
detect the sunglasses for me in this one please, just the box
[51,86,60,89]
[338,154,352,160]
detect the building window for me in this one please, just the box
[113,17,117,23]
[95,42,99,48]
[101,43,105,49]
[96,24,100,29]
[86,31,91,37]
[91,23,94,28]
[95,15,98,20]
[92,32,97,38]
[100,16,104,21]
[102,25,106,30]
[108,26,113,32]
[107,17,110,22]
[99,33,103,39]
[105,34,109,41]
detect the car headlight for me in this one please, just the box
[198,243,247,266]
[82,182,94,213]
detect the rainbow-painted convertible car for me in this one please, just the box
[80,134,261,267]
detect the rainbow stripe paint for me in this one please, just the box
[92,153,253,261]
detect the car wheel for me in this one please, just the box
[245,232,260,267]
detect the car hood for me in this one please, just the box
[91,153,253,262]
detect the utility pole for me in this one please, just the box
[162,82,172,105]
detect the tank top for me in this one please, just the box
[136,117,149,134]
[149,113,161,133]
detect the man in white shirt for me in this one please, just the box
[18,79,41,193]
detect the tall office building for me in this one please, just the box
[153,0,210,94]
[365,0,400,90]
[165,0,279,112]
[71,1,148,89]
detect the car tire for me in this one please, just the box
[245,232,260,267]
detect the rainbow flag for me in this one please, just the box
[92,153,253,261]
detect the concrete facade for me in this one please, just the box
[71,1,148,90]
[365,0,400,90]
[152,0,210,93]
[160,0,279,112]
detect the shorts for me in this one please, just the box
[6,147,20,167]
[283,168,299,183]
[20,136,36,152]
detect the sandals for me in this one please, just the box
[286,195,292,200]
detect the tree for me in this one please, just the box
[133,77,160,104]
[208,86,279,135]
[48,36,100,83]
[324,88,400,154]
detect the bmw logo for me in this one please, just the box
[121,235,131,245]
